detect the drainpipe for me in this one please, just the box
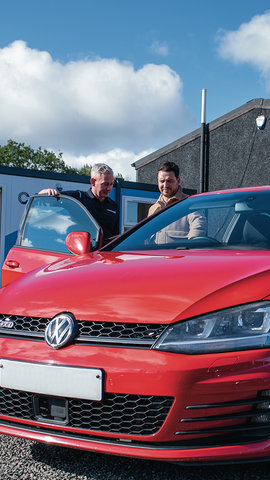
[200,88,207,193]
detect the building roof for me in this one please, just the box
[132,98,270,170]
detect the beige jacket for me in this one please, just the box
[148,187,187,216]
[148,188,207,242]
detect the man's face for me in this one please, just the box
[91,173,114,201]
[158,170,180,200]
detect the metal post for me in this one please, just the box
[200,89,207,193]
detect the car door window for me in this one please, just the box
[18,195,101,254]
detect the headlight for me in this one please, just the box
[152,302,270,354]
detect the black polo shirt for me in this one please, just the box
[61,188,119,245]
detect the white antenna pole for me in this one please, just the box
[201,88,207,124]
[200,88,207,192]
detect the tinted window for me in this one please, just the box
[19,195,100,253]
[109,191,270,251]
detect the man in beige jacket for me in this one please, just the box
[148,162,206,241]
[148,162,187,216]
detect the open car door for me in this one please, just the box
[2,194,103,286]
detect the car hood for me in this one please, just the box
[1,250,270,323]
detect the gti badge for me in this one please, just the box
[0,318,14,328]
[45,313,77,349]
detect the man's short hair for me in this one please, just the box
[91,163,114,179]
[158,161,179,179]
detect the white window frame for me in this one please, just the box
[121,195,158,233]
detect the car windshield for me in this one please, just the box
[107,190,270,251]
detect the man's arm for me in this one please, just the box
[187,210,207,238]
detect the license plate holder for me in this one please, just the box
[0,359,103,401]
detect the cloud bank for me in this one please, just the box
[218,11,270,90]
[0,41,194,179]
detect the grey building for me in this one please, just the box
[133,98,270,192]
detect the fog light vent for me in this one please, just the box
[251,390,270,424]
[260,390,270,398]
[251,414,270,424]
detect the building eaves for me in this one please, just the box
[132,98,270,170]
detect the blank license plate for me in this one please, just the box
[0,359,102,401]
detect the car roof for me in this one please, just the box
[192,185,270,197]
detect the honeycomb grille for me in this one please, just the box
[0,388,173,436]
[0,388,33,418]
[0,314,49,335]
[77,321,165,344]
[68,394,173,434]
[0,314,165,347]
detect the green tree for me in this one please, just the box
[0,140,125,179]
[77,164,92,176]
[0,139,78,173]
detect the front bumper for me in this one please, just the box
[1,337,270,463]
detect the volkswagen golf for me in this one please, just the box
[0,186,270,464]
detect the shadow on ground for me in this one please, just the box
[30,442,270,480]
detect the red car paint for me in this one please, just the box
[0,187,270,464]
[1,250,270,321]
[2,247,69,286]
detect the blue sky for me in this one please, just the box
[1,1,270,178]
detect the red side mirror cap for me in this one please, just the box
[65,231,92,255]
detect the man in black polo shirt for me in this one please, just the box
[39,163,119,245]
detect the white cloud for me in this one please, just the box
[0,40,195,177]
[217,11,270,89]
[63,148,153,181]
[24,207,76,234]
[149,40,169,57]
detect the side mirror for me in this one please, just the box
[65,231,92,255]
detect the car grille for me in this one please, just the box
[0,387,173,436]
[1,388,270,447]
[0,314,166,347]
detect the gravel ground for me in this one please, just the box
[1,434,270,480]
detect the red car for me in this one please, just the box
[0,186,270,464]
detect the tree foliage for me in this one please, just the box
[77,164,92,176]
[0,139,125,179]
[0,139,79,174]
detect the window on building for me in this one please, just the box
[122,196,158,232]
